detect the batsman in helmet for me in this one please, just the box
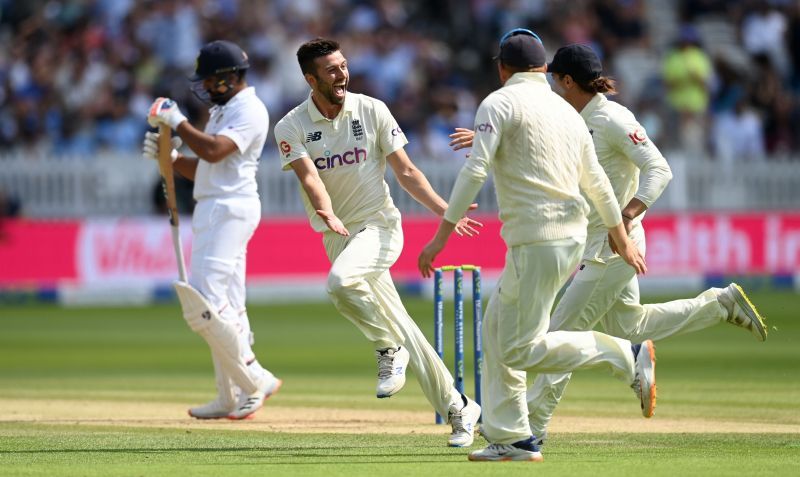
[142,40,281,420]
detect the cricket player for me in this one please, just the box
[418,29,656,462]
[273,38,482,447]
[143,40,281,420]
[450,44,768,446]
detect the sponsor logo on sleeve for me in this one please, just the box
[476,122,494,133]
[279,140,292,157]
[628,129,647,145]
[391,126,403,137]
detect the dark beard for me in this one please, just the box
[319,79,347,105]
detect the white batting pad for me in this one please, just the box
[173,281,260,394]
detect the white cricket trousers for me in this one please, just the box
[481,238,636,445]
[323,211,461,417]
[191,196,272,393]
[526,227,727,437]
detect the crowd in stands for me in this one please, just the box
[1,0,799,164]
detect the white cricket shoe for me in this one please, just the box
[718,283,767,341]
[188,396,237,419]
[468,437,543,462]
[375,346,409,398]
[447,396,481,447]
[227,376,282,420]
[631,339,656,418]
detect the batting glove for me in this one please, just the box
[142,131,183,163]
[147,97,188,129]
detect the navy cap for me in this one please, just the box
[547,44,603,83]
[494,28,546,68]
[190,40,250,81]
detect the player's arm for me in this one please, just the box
[147,97,238,164]
[176,123,239,164]
[612,119,673,231]
[386,149,481,237]
[578,131,646,274]
[387,148,448,215]
[418,95,505,277]
[289,157,349,236]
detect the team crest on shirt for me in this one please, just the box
[351,119,364,140]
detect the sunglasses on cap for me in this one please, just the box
[499,28,543,47]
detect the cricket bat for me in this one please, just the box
[156,124,189,283]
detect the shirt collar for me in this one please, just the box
[580,93,606,120]
[223,86,255,109]
[307,90,355,123]
[504,71,549,87]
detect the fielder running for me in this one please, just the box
[143,40,280,420]
[449,43,768,445]
[273,38,482,447]
[418,29,655,462]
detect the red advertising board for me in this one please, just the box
[1,213,799,286]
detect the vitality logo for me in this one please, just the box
[314,147,368,170]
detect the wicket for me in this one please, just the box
[434,264,482,424]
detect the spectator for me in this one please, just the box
[741,0,790,80]
[712,98,765,165]
[0,0,798,161]
[662,25,713,155]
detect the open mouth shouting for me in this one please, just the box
[333,82,346,100]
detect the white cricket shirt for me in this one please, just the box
[194,86,269,200]
[580,93,672,259]
[274,91,408,232]
[444,72,621,247]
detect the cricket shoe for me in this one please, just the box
[375,346,409,398]
[227,376,282,420]
[188,396,237,419]
[631,339,656,418]
[447,396,481,447]
[468,436,543,462]
[718,283,767,341]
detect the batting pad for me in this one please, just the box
[173,281,260,394]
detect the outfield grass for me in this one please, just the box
[1,291,799,475]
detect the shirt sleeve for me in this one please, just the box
[374,99,408,157]
[443,93,510,224]
[216,103,267,154]
[274,117,310,171]
[609,117,673,208]
[578,129,622,228]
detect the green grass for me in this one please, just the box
[2,426,798,476]
[1,291,800,475]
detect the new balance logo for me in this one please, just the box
[306,131,322,142]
